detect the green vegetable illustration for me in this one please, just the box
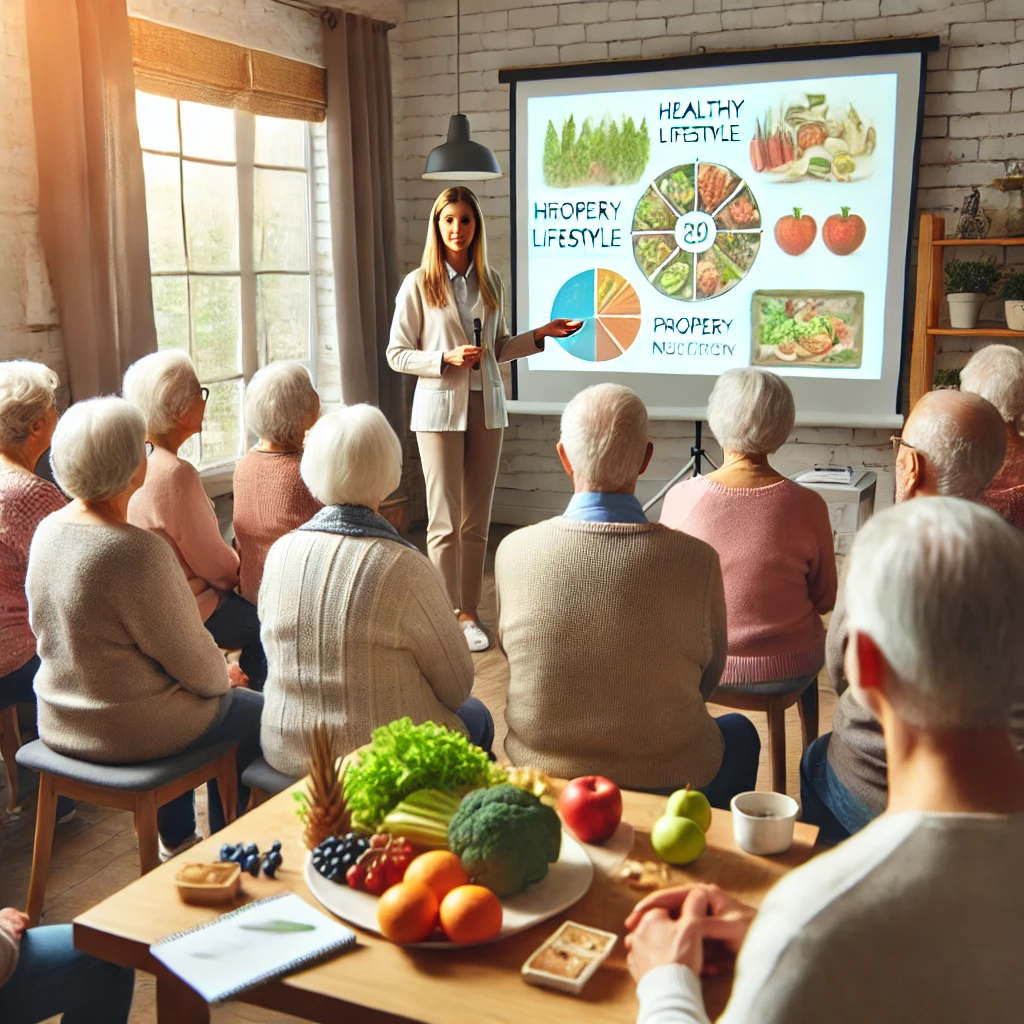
[658,259,691,296]
[542,113,651,188]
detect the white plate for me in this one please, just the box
[304,830,595,949]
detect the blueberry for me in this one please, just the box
[243,842,259,859]
[243,853,260,876]
[270,840,282,854]
[343,832,356,842]
[340,852,353,869]
[232,847,248,865]
[219,844,236,862]
[261,857,277,879]
[267,849,283,865]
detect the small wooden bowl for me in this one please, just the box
[174,862,241,906]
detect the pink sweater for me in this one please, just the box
[127,447,238,621]
[233,449,322,604]
[660,476,837,684]
[0,468,66,677]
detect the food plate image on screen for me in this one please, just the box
[550,269,642,362]
[505,39,935,427]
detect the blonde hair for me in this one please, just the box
[420,187,499,312]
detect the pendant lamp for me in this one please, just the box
[422,0,502,181]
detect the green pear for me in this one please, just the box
[651,814,706,866]
[665,786,712,833]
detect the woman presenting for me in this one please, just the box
[388,186,580,652]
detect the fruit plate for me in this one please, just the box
[304,829,595,949]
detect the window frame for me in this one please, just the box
[138,93,319,480]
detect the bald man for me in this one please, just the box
[801,389,1009,843]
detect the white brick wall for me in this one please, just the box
[394,0,1024,523]
[0,0,67,404]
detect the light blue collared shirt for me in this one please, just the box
[563,491,648,524]
[447,262,482,392]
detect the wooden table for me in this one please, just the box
[74,785,819,1023]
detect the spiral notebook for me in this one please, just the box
[150,892,357,1004]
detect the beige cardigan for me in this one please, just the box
[495,518,728,791]
[258,530,475,776]
[387,267,541,432]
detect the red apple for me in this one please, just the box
[774,207,816,256]
[822,207,866,256]
[558,776,623,844]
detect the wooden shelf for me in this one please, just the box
[933,237,1024,246]
[927,326,1024,337]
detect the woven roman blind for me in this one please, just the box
[129,17,326,122]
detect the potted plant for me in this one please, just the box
[943,256,1000,329]
[1000,270,1024,332]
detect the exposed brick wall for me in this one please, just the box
[393,0,1024,522]
[0,0,66,405]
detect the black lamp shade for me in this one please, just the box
[422,114,502,181]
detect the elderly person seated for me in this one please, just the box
[123,351,266,689]
[0,361,74,821]
[802,388,1008,843]
[495,384,759,807]
[258,404,492,777]
[0,908,133,1023]
[26,398,263,860]
[233,362,322,604]
[661,369,837,717]
[959,343,1024,528]
[625,498,1024,1024]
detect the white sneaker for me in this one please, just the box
[158,831,203,863]
[461,620,492,653]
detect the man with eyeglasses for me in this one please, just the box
[801,388,1011,843]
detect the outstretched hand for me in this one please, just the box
[533,319,584,342]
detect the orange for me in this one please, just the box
[403,850,469,902]
[376,882,439,944]
[438,885,503,944]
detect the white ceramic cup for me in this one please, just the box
[730,791,800,855]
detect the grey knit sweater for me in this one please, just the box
[26,519,230,763]
[495,518,728,790]
[258,531,474,777]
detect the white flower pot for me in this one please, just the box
[947,292,988,330]
[1006,299,1024,333]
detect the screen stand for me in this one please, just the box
[641,420,718,515]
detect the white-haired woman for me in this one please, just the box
[123,351,266,689]
[661,369,837,694]
[26,398,263,859]
[258,404,492,777]
[0,361,75,821]
[960,344,1024,528]
[233,362,322,603]
[388,186,581,652]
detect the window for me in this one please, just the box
[136,92,315,468]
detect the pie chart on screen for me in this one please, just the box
[550,269,642,362]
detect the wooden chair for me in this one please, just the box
[0,704,22,814]
[713,672,820,795]
[16,739,239,925]
[241,756,297,808]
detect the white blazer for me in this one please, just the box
[387,268,541,432]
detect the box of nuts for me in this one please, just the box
[521,921,618,996]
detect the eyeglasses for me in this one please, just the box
[890,434,918,457]
[145,441,154,457]
[200,387,210,402]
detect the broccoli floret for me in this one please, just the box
[447,785,561,897]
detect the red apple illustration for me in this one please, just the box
[822,207,866,256]
[774,208,817,256]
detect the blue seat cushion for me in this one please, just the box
[715,671,820,698]
[15,738,236,792]
[242,756,297,796]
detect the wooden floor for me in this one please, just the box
[0,525,837,1024]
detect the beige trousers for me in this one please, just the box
[416,391,502,612]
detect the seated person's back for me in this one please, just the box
[258,405,483,776]
[497,517,725,790]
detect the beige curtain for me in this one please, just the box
[25,0,156,400]
[322,11,403,432]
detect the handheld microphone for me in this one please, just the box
[472,317,482,369]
